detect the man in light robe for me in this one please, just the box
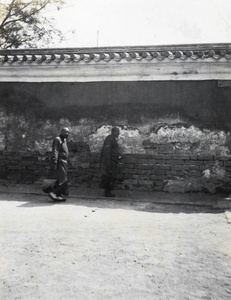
[49,127,69,201]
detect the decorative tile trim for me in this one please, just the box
[1,44,231,65]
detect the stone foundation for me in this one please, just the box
[0,147,230,194]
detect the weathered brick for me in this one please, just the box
[176,165,190,171]
[138,154,154,159]
[204,161,216,166]
[3,151,19,156]
[197,155,214,161]
[189,165,200,170]
[153,185,163,191]
[130,179,138,185]
[171,160,187,165]
[188,170,202,176]
[165,170,175,175]
[155,174,167,180]
[122,157,139,164]
[2,149,229,192]
[90,162,100,168]
[155,160,167,164]
[185,160,203,165]
[20,151,39,156]
[156,155,172,160]
[149,170,156,175]
[79,152,90,158]
[123,174,132,179]
[215,155,231,161]
[136,164,153,170]
[89,156,100,163]
[20,170,34,175]
[225,171,231,177]
[155,165,171,170]
[27,165,37,170]
[23,180,34,184]
[156,170,166,175]
[124,163,135,169]
[21,156,38,161]
[190,155,198,160]
[171,165,186,170]
[150,175,158,180]
[78,157,90,163]
[35,161,49,166]
[137,169,147,174]
[172,155,191,160]
[7,165,23,170]
[169,170,185,176]
[7,156,21,161]
[89,157,96,163]
[19,161,35,165]
[36,167,47,173]
[123,169,137,174]
[138,174,151,180]
[116,174,124,179]
[199,166,207,171]
[138,159,152,164]
[5,160,19,165]
[138,180,153,185]
[89,169,98,174]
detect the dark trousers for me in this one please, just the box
[51,159,69,196]
[52,181,69,196]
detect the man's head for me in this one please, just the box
[111,127,120,138]
[60,127,70,139]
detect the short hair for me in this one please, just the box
[61,127,69,134]
[111,127,119,134]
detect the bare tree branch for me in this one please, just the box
[1,0,51,28]
[0,0,65,49]
[0,0,17,28]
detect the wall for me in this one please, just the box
[0,80,231,193]
[1,80,231,129]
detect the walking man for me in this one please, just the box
[49,127,70,201]
[100,127,121,197]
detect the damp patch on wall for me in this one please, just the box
[0,109,230,157]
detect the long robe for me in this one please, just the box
[51,136,69,196]
[100,134,120,190]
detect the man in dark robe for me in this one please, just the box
[48,127,69,201]
[100,127,121,197]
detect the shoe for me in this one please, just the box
[49,192,58,200]
[56,196,66,201]
[104,191,115,197]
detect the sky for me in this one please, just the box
[1,0,231,48]
[43,0,231,48]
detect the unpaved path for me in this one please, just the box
[0,193,231,300]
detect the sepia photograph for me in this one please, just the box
[0,0,231,299]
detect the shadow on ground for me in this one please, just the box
[0,191,227,214]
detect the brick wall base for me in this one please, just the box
[0,149,230,194]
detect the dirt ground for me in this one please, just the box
[0,192,231,300]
